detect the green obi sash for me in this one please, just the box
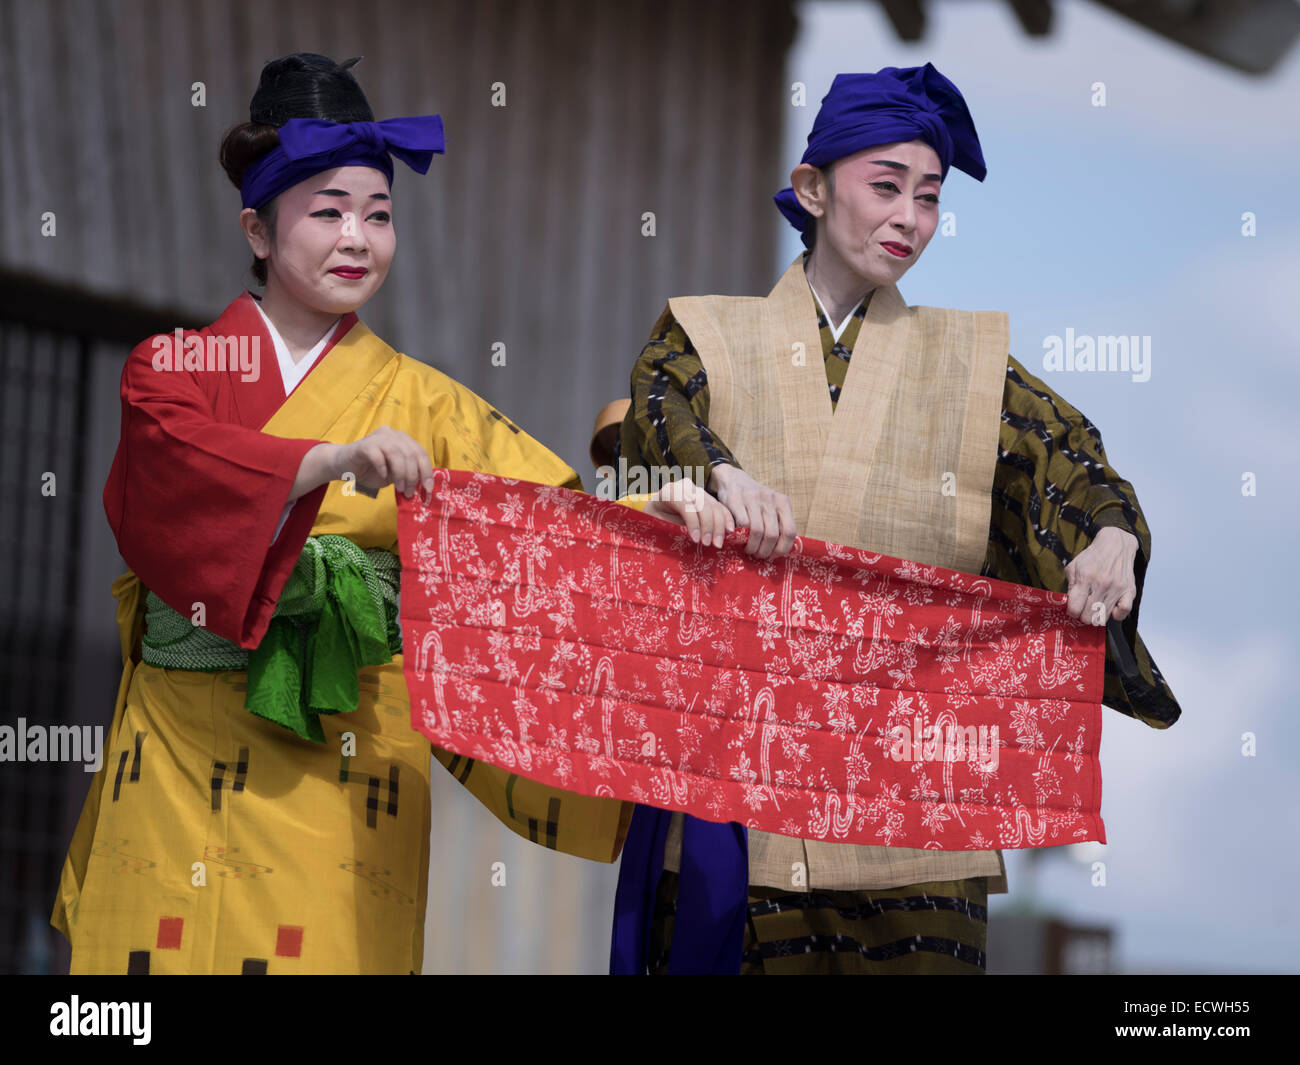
[140,535,402,743]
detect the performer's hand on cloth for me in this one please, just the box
[644,476,736,548]
[705,462,798,559]
[330,426,436,499]
[1064,526,1139,625]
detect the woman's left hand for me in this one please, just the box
[643,477,735,548]
[1064,526,1139,625]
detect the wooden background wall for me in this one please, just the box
[0,0,797,973]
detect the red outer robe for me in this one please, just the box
[102,292,358,649]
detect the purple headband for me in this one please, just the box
[240,114,446,210]
[774,64,986,248]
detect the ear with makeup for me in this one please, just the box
[790,162,831,220]
[239,207,274,261]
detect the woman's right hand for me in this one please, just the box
[707,463,797,559]
[334,426,435,498]
[292,427,435,502]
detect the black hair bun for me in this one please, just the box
[219,53,378,286]
[248,52,375,127]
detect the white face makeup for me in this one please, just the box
[246,164,396,316]
[814,139,943,288]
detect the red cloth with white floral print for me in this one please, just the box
[398,470,1106,850]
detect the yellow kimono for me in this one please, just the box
[53,304,634,974]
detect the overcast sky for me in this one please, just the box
[782,0,1300,973]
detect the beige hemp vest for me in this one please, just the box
[663,255,1011,893]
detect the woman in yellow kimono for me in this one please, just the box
[51,52,723,975]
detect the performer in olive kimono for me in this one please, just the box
[51,53,700,976]
[611,63,1180,975]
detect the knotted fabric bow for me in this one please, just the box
[240,114,446,210]
[245,535,401,742]
[774,63,986,247]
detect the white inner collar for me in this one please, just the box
[806,280,864,344]
[251,297,340,397]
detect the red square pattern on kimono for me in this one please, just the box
[398,471,1107,850]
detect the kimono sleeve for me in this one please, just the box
[988,355,1180,728]
[427,370,584,492]
[423,363,655,510]
[617,305,741,479]
[996,355,1152,566]
[103,334,329,649]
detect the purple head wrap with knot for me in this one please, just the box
[774,63,986,247]
[240,114,445,210]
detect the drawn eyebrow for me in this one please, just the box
[868,160,942,182]
[312,188,392,201]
